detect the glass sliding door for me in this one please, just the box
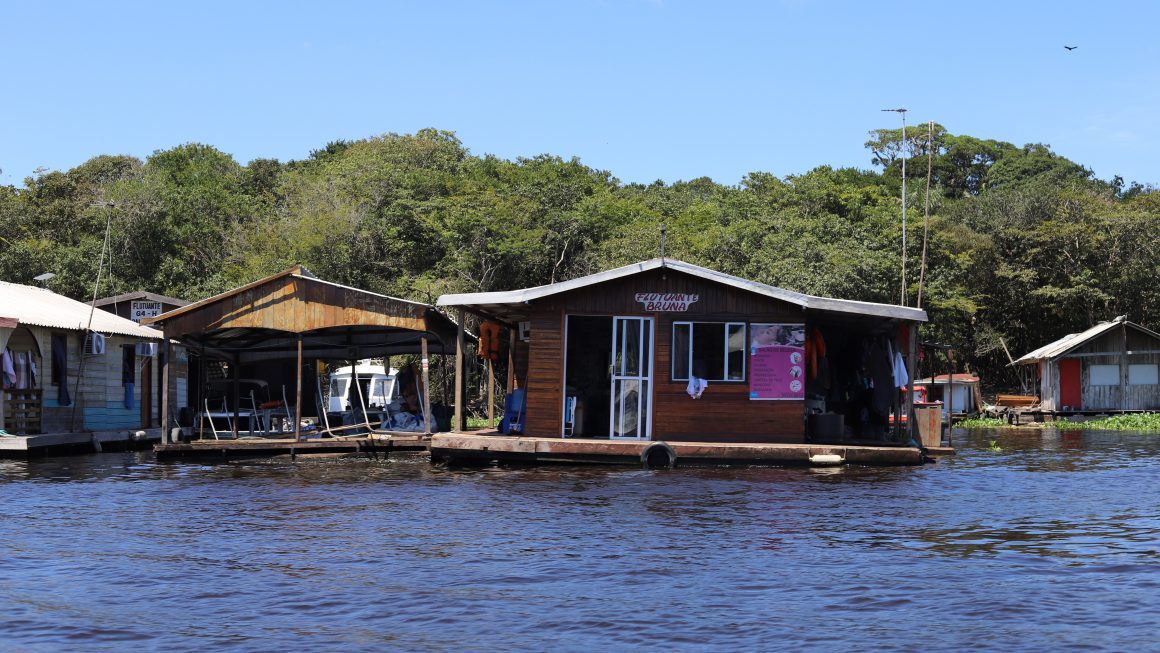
[610,317,653,440]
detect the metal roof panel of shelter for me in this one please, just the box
[288,274,434,310]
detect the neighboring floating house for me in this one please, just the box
[434,258,933,466]
[1013,316,1160,413]
[912,373,981,419]
[1,280,166,454]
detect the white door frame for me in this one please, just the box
[609,316,653,440]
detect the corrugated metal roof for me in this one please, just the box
[915,374,980,384]
[438,258,928,322]
[1013,316,1160,364]
[0,280,163,339]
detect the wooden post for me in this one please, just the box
[421,336,432,435]
[947,350,955,428]
[1121,321,1129,409]
[454,309,465,432]
[487,359,495,428]
[507,327,516,392]
[294,334,303,441]
[197,346,206,440]
[231,358,240,439]
[906,322,917,444]
[160,339,171,445]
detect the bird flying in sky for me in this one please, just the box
[1064,45,1078,50]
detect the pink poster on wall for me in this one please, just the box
[748,323,806,400]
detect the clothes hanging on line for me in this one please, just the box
[52,333,71,406]
[1,348,14,388]
[12,351,32,389]
[686,376,708,399]
[892,350,909,389]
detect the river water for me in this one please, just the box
[2,427,1158,652]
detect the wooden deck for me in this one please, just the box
[0,428,160,458]
[153,433,429,460]
[430,433,930,467]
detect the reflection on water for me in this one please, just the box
[1,428,1159,652]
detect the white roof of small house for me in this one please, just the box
[438,258,928,323]
[1013,316,1160,365]
[332,362,398,377]
[0,280,163,339]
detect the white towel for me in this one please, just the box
[686,376,708,399]
[893,351,909,389]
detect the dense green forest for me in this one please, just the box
[2,127,1157,390]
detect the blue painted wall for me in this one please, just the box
[82,402,140,430]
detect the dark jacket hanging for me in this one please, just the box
[52,333,71,406]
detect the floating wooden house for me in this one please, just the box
[1014,316,1160,413]
[146,265,461,458]
[1,280,166,455]
[912,373,981,419]
[434,258,934,466]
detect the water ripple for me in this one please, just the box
[0,433,1158,651]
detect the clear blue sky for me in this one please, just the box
[3,0,1157,187]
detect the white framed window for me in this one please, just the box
[1088,364,1120,386]
[672,322,746,382]
[1129,364,1158,385]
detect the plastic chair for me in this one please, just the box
[563,396,577,437]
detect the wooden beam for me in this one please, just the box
[454,309,465,432]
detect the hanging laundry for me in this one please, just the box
[893,350,909,389]
[806,328,827,380]
[478,320,502,361]
[13,351,29,389]
[1,348,14,388]
[52,333,71,406]
[686,376,708,399]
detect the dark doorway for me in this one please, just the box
[564,316,612,438]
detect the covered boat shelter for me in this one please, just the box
[146,265,460,445]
